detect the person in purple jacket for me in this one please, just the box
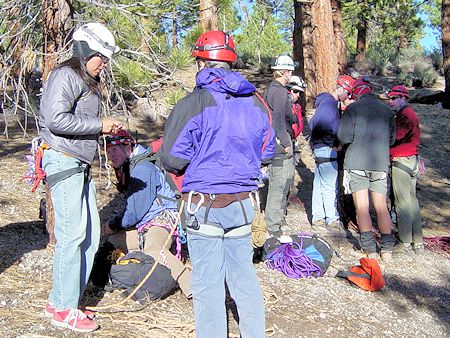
[159,31,275,338]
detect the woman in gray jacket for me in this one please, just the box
[39,22,121,332]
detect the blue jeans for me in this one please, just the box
[43,149,100,310]
[312,147,339,224]
[186,198,266,338]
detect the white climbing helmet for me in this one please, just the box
[73,22,120,59]
[287,75,307,91]
[271,55,295,71]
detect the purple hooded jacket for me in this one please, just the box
[159,68,275,194]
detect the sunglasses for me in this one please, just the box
[389,96,401,100]
[291,89,301,94]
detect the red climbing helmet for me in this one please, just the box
[105,129,135,146]
[388,85,409,99]
[192,31,237,63]
[336,75,355,93]
[352,77,372,99]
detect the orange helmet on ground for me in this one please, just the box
[388,85,409,99]
[105,129,135,146]
[192,31,237,63]
[336,75,355,93]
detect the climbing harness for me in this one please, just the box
[137,209,185,261]
[266,239,323,278]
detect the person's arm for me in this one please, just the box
[160,91,210,175]
[337,106,354,145]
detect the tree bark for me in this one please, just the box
[199,0,218,32]
[42,0,73,80]
[312,0,339,94]
[172,9,178,48]
[293,0,306,109]
[443,0,450,109]
[298,2,317,109]
[330,0,347,73]
[355,0,367,63]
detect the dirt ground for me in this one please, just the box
[0,69,449,337]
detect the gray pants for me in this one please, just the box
[392,155,422,245]
[265,153,295,232]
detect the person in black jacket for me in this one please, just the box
[264,55,296,236]
[337,78,396,261]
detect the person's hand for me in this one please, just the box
[284,146,291,153]
[103,222,116,235]
[102,118,123,134]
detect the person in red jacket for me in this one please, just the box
[388,85,423,254]
[286,75,306,140]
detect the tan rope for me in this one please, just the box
[86,200,185,311]
[252,210,267,248]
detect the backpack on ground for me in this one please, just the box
[336,257,384,291]
[109,251,177,303]
[263,234,333,277]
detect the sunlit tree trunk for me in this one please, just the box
[293,0,306,109]
[331,0,347,73]
[199,0,218,32]
[355,0,367,63]
[312,0,339,94]
[298,1,317,109]
[443,0,450,108]
[141,17,150,53]
[42,0,73,80]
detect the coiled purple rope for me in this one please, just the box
[265,239,322,278]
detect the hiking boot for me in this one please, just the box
[51,309,98,333]
[328,221,351,238]
[365,252,378,259]
[380,250,393,263]
[394,243,414,256]
[413,243,425,255]
[44,302,94,319]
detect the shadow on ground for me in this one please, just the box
[0,221,48,274]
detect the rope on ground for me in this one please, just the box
[424,236,450,258]
[86,200,185,312]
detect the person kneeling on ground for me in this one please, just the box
[103,130,191,298]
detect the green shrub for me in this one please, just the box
[396,47,438,87]
[425,47,443,74]
[165,88,186,107]
[113,57,154,90]
[167,47,194,70]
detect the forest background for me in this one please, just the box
[1,0,449,136]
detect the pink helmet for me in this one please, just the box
[337,75,355,93]
[388,85,409,99]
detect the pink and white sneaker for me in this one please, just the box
[51,308,98,333]
[44,302,95,319]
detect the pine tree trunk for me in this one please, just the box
[141,17,150,53]
[312,0,339,94]
[199,0,218,32]
[355,0,367,63]
[172,9,178,48]
[443,0,450,109]
[42,0,73,80]
[293,0,306,109]
[331,0,348,73]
